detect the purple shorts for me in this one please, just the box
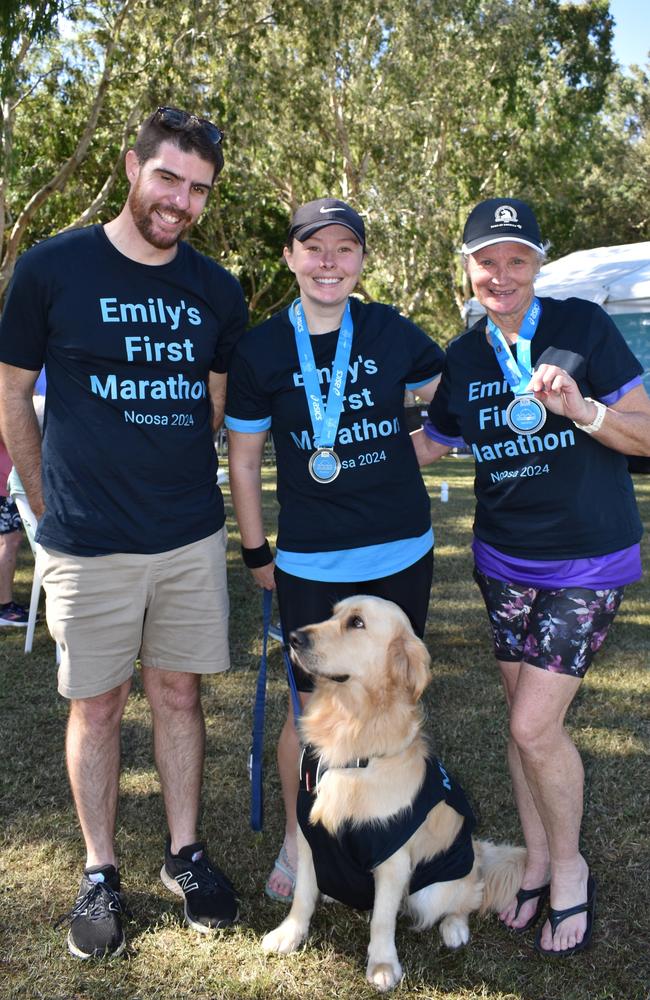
[473,568,625,678]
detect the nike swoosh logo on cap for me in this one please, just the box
[319,206,345,213]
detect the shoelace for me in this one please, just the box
[181,855,236,896]
[55,881,126,927]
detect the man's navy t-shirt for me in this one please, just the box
[0,225,247,555]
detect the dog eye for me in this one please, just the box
[347,615,365,630]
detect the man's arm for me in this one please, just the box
[0,363,43,518]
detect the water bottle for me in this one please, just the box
[440,481,449,502]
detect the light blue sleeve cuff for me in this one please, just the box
[224,414,272,433]
[406,377,437,390]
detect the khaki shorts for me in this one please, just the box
[36,529,230,699]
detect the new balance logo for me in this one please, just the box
[175,870,199,893]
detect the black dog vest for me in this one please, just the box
[297,747,476,911]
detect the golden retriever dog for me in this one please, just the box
[262,596,525,992]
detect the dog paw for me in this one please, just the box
[261,920,306,955]
[366,959,403,992]
[439,914,470,949]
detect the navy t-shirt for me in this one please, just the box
[0,225,247,555]
[225,298,444,553]
[428,297,643,559]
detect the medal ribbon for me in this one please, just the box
[487,298,541,396]
[288,297,353,449]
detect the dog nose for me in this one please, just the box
[289,629,310,650]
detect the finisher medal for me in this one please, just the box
[289,298,354,486]
[487,299,547,436]
[308,448,342,483]
[506,394,546,434]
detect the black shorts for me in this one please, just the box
[275,548,434,692]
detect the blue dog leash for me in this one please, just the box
[250,588,302,832]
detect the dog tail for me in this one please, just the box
[474,839,527,915]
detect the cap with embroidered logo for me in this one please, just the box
[287,198,366,249]
[462,198,544,255]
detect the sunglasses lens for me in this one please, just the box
[155,107,223,145]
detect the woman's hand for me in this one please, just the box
[251,561,276,590]
[528,365,594,423]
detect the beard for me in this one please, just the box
[128,181,193,250]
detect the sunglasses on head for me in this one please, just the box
[154,106,223,146]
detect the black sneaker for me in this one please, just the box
[160,837,238,931]
[0,601,29,627]
[56,864,126,959]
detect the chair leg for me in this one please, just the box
[24,564,42,654]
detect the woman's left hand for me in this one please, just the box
[527,365,594,423]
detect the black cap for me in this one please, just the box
[287,198,365,249]
[462,198,544,254]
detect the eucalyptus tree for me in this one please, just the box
[0,0,627,339]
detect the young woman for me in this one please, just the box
[226,198,444,900]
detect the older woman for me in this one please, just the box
[225,198,445,901]
[413,197,650,957]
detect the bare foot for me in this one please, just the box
[536,857,591,952]
[265,836,297,901]
[499,861,550,931]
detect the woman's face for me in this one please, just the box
[283,224,365,312]
[465,242,541,329]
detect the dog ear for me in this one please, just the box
[388,631,431,701]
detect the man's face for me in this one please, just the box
[126,141,214,250]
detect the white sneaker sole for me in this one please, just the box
[67,928,126,959]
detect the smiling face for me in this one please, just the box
[465,242,541,334]
[283,225,365,316]
[125,140,213,251]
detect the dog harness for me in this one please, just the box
[297,747,476,911]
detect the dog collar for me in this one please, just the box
[299,745,368,793]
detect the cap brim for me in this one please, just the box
[292,221,364,245]
[462,235,543,254]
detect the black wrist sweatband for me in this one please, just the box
[241,539,273,569]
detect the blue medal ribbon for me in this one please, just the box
[487,298,541,396]
[288,298,353,449]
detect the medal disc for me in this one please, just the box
[506,395,546,434]
[308,448,341,483]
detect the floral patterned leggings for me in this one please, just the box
[473,568,625,678]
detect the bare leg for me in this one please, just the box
[66,679,132,868]
[508,663,590,952]
[497,660,550,928]
[266,690,310,898]
[0,529,22,603]
[142,666,204,853]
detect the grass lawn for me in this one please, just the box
[1,459,648,1000]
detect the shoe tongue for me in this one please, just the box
[178,842,205,863]
[85,864,118,883]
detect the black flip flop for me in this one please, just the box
[534,874,596,957]
[502,883,550,934]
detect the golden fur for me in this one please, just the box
[262,596,525,992]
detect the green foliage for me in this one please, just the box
[1,0,649,339]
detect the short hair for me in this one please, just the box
[133,107,225,180]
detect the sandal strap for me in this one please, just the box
[514,883,549,919]
[548,899,588,933]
